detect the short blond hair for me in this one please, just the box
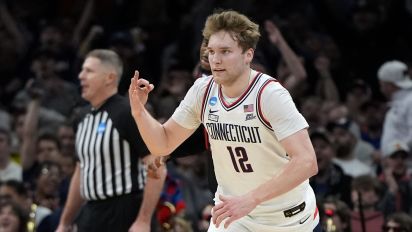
[202,10,260,52]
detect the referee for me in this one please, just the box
[56,49,165,232]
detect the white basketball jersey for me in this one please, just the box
[200,71,313,213]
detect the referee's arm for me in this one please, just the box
[129,155,167,231]
[57,163,85,231]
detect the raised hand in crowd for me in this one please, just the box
[264,19,307,95]
[264,20,283,46]
[314,55,340,102]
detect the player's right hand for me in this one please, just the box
[129,70,154,115]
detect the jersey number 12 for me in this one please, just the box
[227,146,254,173]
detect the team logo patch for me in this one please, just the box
[209,97,217,106]
[97,122,106,134]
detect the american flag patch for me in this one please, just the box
[243,104,254,112]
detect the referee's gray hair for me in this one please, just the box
[86,49,123,83]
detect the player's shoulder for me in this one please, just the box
[191,75,214,93]
[194,74,213,86]
[256,72,286,93]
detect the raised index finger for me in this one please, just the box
[132,70,139,85]
[131,70,142,88]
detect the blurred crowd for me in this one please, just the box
[1,0,412,231]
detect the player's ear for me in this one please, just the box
[245,48,254,64]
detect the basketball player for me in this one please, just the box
[129,10,319,232]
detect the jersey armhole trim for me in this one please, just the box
[257,79,278,131]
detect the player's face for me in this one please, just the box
[78,57,111,105]
[207,30,252,86]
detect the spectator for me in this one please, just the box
[0,180,51,231]
[358,100,386,150]
[327,120,375,177]
[379,141,412,214]
[0,201,28,232]
[378,60,412,155]
[56,122,75,157]
[0,110,11,131]
[309,131,352,207]
[382,212,412,232]
[350,175,385,232]
[22,132,61,191]
[300,97,328,132]
[312,55,340,103]
[33,161,62,211]
[0,128,22,182]
[321,197,351,232]
[264,19,307,98]
[155,64,194,122]
[0,1,28,109]
[345,79,372,126]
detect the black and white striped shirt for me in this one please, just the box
[75,94,149,201]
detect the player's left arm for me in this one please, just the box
[129,155,167,232]
[251,128,318,202]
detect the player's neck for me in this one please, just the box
[221,68,252,98]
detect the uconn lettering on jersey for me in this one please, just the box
[205,122,262,143]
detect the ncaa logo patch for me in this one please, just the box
[97,122,106,134]
[209,97,217,106]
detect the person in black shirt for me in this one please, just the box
[56,49,165,232]
[309,131,352,207]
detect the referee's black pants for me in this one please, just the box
[75,193,143,232]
